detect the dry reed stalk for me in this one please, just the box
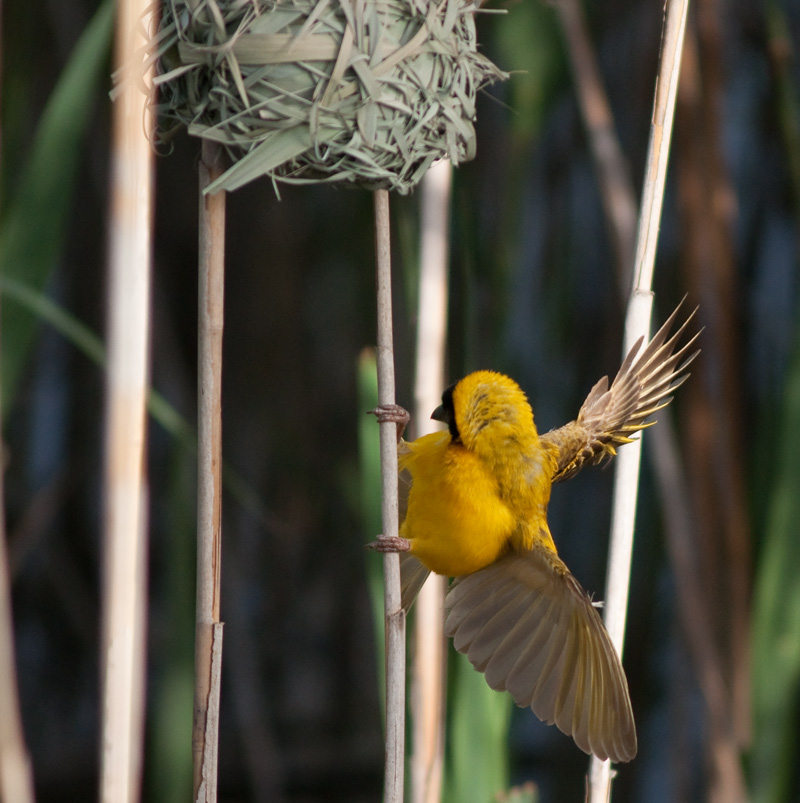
[0,4,35,801]
[587,0,691,800]
[0,451,35,803]
[193,139,227,803]
[410,159,451,803]
[374,188,406,803]
[100,0,156,800]
[560,0,745,797]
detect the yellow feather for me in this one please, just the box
[399,430,517,576]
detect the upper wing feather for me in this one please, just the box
[444,546,637,762]
[542,300,700,483]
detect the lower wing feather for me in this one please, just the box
[444,547,637,762]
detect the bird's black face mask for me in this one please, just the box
[431,383,460,443]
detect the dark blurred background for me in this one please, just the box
[2,0,800,801]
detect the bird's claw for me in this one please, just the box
[369,404,410,441]
[367,534,411,553]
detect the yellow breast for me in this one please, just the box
[399,431,517,577]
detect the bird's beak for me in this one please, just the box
[431,404,446,422]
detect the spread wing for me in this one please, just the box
[444,546,637,762]
[542,301,700,483]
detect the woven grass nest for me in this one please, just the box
[155,0,506,193]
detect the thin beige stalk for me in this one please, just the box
[0,1,35,799]
[193,140,227,803]
[0,457,35,803]
[374,188,406,803]
[410,159,451,803]
[100,0,155,800]
[588,0,691,800]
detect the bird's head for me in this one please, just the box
[431,370,537,458]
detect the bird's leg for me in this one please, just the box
[369,403,410,443]
[367,534,411,553]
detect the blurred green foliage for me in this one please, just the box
[493,1,566,144]
[444,650,513,803]
[1,0,800,802]
[0,0,114,418]
[751,321,800,803]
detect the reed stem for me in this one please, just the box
[410,159,451,803]
[0,407,35,803]
[588,0,691,799]
[374,188,406,803]
[100,0,155,798]
[192,140,227,803]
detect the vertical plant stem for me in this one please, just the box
[100,0,155,799]
[588,0,690,800]
[410,159,451,803]
[0,423,35,803]
[0,1,35,799]
[560,0,743,794]
[193,140,226,803]
[374,188,406,803]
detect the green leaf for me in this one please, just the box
[750,317,800,803]
[357,349,386,707]
[492,1,566,143]
[0,0,115,419]
[444,650,512,803]
[147,446,196,803]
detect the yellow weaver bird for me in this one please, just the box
[370,303,699,763]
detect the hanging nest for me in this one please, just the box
[153,0,506,193]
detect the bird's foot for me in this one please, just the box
[367,534,411,553]
[369,404,410,442]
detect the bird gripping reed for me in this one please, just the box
[154,0,506,194]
